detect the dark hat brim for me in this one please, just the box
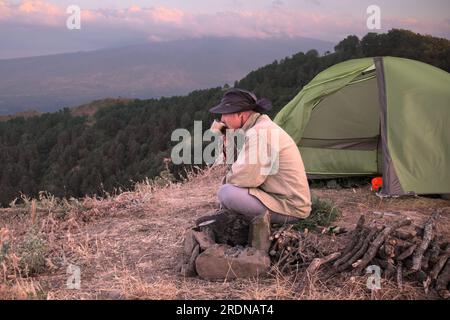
[209,88,271,114]
[209,103,251,114]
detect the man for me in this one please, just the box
[205,88,311,225]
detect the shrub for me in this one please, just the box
[16,228,47,276]
[294,195,340,231]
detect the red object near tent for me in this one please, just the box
[371,177,383,191]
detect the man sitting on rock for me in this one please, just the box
[198,88,311,232]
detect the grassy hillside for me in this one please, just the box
[0,166,449,299]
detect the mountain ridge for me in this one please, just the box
[0,36,334,115]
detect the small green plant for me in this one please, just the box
[136,168,176,189]
[294,195,340,231]
[57,197,87,219]
[153,169,176,187]
[16,228,47,276]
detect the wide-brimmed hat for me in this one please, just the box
[209,88,272,114]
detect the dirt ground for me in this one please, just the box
[0,166,449,300]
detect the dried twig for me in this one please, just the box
[296,252,341,292]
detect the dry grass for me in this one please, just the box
[0,166,449,300]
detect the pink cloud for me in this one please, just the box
[128,5,141,13]
[18,0,59,14]
[1,1,448,41]
[399,17,420,25]
[149,6,184,24]
[1,0,63,26]
[0,0,13,20]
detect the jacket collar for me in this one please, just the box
[241,112,262,132]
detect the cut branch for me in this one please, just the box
[397,261,404,291]
[411,212,438,271]
[429,244,450,281]
[396,243,417,261]
[436,259,450,299]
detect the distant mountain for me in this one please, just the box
[0,37,334,115]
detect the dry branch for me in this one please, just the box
[411,213,438,271]
[397,261,403,291]
[394,229,417,240]
[436,259,450,299]
[396,243,417,261]
[429,244,450,281]
[296,252,341,292]
[429,238,442,265]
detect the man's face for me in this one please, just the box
[221,112,242,130]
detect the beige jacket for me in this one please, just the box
[225,112,312,219]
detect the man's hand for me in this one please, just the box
[210,120,227,135]
[209,120,230,162]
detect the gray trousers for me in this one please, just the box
[218,184,300,224]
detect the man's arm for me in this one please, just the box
[225,129,276,188]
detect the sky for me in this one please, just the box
[1,0,449,59]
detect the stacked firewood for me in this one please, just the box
[269,212,450,298]
[269,225,334,274]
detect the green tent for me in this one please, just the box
[274,57,450,196]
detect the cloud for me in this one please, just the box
[128,5,141,13]
[18,0,58,14]
[148,6,184,24]
[0,0,448,42]
[0,0,13,20]
[0,0,63,25]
